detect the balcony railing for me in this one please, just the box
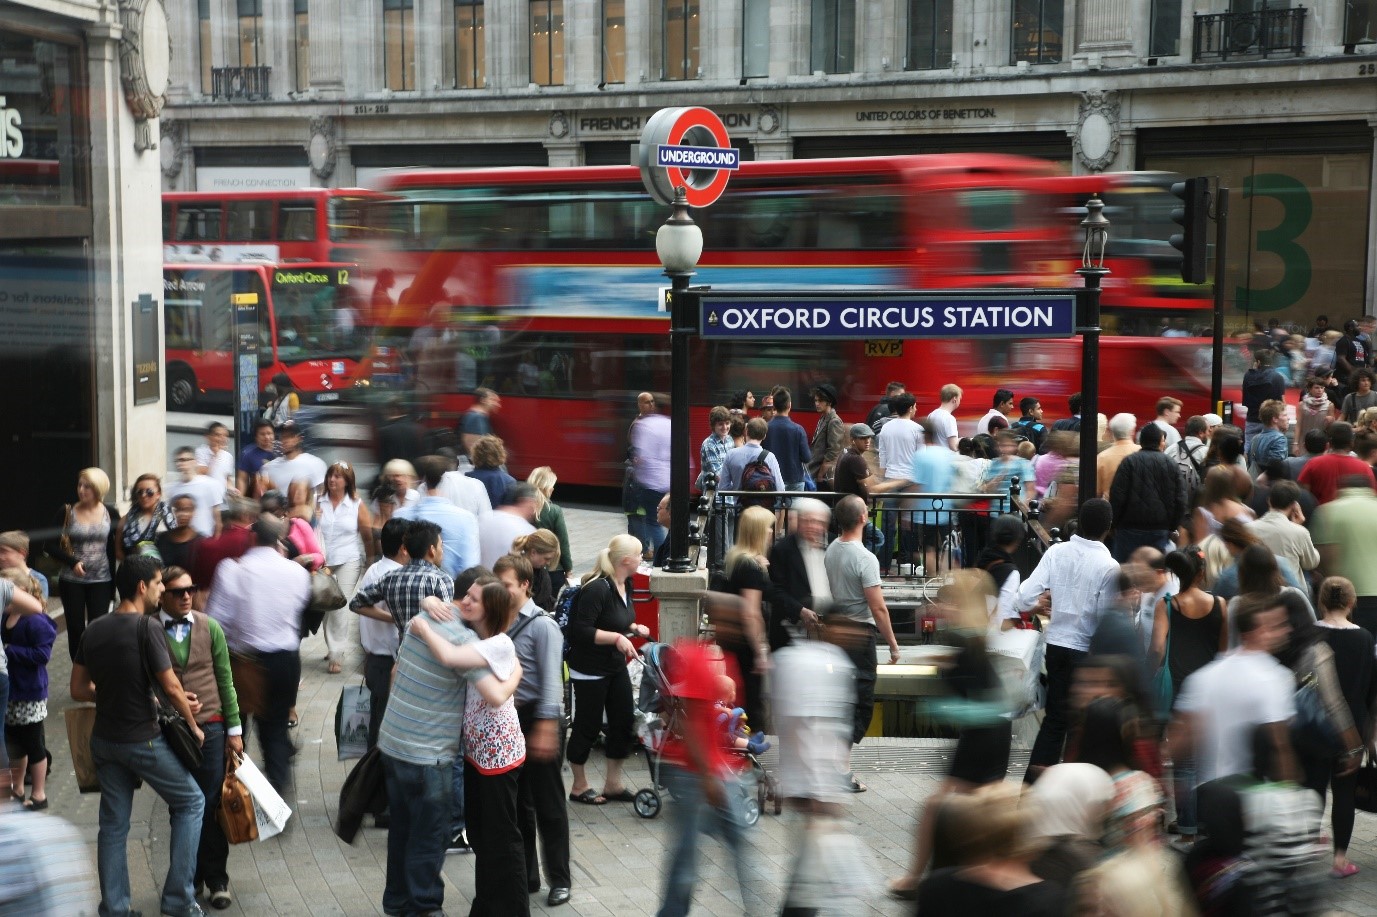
[211,66,272,101]
[1193,7,1306,61]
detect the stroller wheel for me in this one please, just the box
[634,788,661,819]
[757,776,768,815]
[742,796,761,827]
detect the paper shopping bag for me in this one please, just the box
[334,682,372,761]
[64,705,100,793]
[234,753,292,840]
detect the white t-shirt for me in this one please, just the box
[1176,648,1296,785]
[419,471,493,521]
[770,640,855,804]
[261,452,328,495]
[165,475,225,537]
[194,444,236,489]
[1152,418,1182,450]
[976,408,1010,436]
[925,406,959,449]
[478,510,536,569]
[877,417,924,481]
[357,556,402,658]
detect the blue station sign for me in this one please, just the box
[697,290,1078,340]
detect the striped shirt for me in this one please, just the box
[0,812,99,914]
[377,615,487,766]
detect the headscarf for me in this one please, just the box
[1028,763,1115,841]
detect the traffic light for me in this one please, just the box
[1169,177,1209,284]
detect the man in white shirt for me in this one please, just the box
[195,421,237,492]
[1016,498,1121,782]
[420,467,492,522]
[1247,480,1320,576]
[355,517,408,760]
[166,446,225,537]
[924,384,962,451]
[976,388,1015,437]
[877,393,924,485]
[1171,597,1298,786]
[479,482,538,569]
[259,419,328,496]
[1152,396,1184,451]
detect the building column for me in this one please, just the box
[1075,0,1135,61]
[702,0,737,80]
[416,0,446,91]
[85,17,167,497]
[1366,119,1377,315]
[649,569,708,644]
[309,0,347,95]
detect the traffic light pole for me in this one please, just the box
[1211,185,1230,409]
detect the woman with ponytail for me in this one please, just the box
[1149,547,1226,843]
[1314,576,1376,879]
[512,529,561,612]
[564,534,648,805]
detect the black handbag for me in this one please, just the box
[1355,752,1377,814]
[138,615,204,771]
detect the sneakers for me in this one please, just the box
[446,828,471,854]
[162,905,206,917]
[208,881,232,910]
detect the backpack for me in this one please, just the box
[738,448,778,509]
[1174,440,1204,498]
[550,579,584,658]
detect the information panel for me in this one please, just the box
[698,291,1077,340]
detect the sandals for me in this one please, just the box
[327,661,342,675]
[1332,862,1360,879]
[568,789,606,806]
[23,797,47,811]
[602,789,636,803]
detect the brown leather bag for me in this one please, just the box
[218,758,258,844]
[229,652,265,718]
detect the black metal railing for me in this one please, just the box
[1192,7,1306,61]
[211,66,272,101]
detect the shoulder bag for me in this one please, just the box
[138,615,204,771]
[218,754,259,844]
[1150,596,1174,720]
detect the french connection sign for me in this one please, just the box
[697,291,1077,340]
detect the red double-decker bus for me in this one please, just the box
[162,188,382,265]
[358,155,1240,486]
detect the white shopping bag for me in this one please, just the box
[234,753,293,841]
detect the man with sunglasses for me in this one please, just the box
[159,565,243,911]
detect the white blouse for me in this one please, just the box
[317,494,362,565]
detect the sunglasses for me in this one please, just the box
[166,586,197,597]
[137,488,158,498]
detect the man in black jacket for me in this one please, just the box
[766,498,832,650]
[1108,422,1186,563]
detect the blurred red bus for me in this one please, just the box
[163,188,382,264]
[358,154,1079,483]
[163,262,370,412]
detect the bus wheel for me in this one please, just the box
[168,366,197,410]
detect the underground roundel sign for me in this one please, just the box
[638,107,739,208]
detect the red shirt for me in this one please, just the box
[661,640,738,775]
[1298,453,1376,505]
[190,524,255,591]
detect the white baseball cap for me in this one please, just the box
[1202,413,1224,427]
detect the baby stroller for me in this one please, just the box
[631,642,780,825]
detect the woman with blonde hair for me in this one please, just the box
[564,534,649,805]
[526,466,573,592]
[46,467,119,660]
[713,505,774,733]
[512,528,560,611]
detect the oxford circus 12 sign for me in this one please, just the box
[638,107,739,208]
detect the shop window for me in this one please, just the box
[531,0,565,86]
[1149,0,1181,55]
[811,0,855,73]
[384,0,416,90]
[238,0,264,68]
[907,0,953,69]
[663,0,700,80]
[456,0,486,88]
[1011,0,1063,63]
[1345,0,1376,44]
[742,0,769,78]
[199,0,214,93]
[295,0,310,90]
[603,0,626,84]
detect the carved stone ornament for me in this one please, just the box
[308,117,338,181]
[118,0,172,153]
[549,110,570,139]
[758,106,781,135]
[1074,90,1120,174]
[159,116,184,181]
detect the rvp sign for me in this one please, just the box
[638,107,738,208]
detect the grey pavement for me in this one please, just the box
[28,504,1377,915]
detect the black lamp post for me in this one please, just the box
[656,186,703,573]
[1077,196,1110,509]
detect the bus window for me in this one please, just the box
[269,270,365,363]
[278,202,318,241]
[226,200,274,241]
[700,340,848,408]
[174,204,223,242]
[162,201,174,242]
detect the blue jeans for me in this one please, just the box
[189,722,229,887]
[90,733,205,917]
[382,754,452,916]
[450,751,466,836]
[656,765,763,917]
[1175,753,1198,836]
[627,482,667,556]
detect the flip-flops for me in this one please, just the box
[602,789,636,803]
[568,789,606,806]
[1332,862,1360,879]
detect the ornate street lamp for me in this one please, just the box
[1077,196,1110,508]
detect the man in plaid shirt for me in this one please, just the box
[697,406,733,489]
[351,521,456,640]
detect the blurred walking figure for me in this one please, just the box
[626,393,670,558]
